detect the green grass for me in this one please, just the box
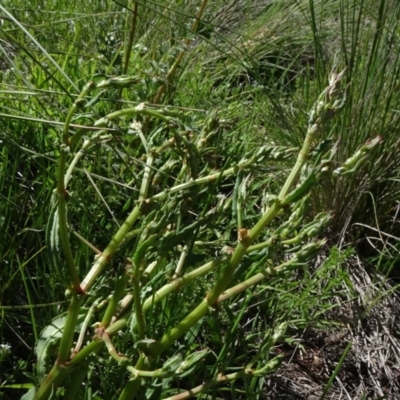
[0,1,399,399]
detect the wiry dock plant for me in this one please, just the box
[29,64,379,400]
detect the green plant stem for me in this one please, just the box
[102,331,123,360]
[33,364,72,400]
[63,81,96,146]
[33,295,84,399]
[118,379,142,400]
[65,133,111,187]
[125,366,167,378]
[208,201,284,306]
[94,106,176,127]
[71,299,100,357]
[68,320,128,371]
[81,204,141,292]
[129,150,156,339]
[149,156,259,202]
[163,371,245,400]
[149,300,210,357]
[247,237,275,252]
[132,274,145,339]
[141,255,227,314]
[118,355,148,400]
[102,273,129,327]
[278,124,318,200]
[57,185,81,292]
[115,255,227,329]
[58,81,96,292]
[173,243,189,279]
[69,340,104,367]
[217,260,293,304]
[120,228,141,246]
[74,297,105,355]
[57,292,82,364]
[139,153,154,201]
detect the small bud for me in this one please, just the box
[176,349,209,377]
[272,322,287,342]
[295,239,326,262]
[161,353,183,373]
[248,355,284,377]
[334,136,382,176]
[96,75,141,89]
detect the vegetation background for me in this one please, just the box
[1,0,400,399]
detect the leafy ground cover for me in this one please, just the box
[1,1,400,399]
